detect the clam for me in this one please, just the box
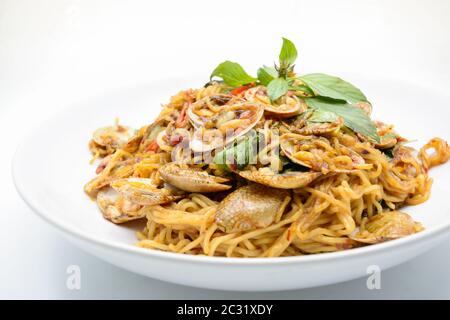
[187,94,239,128]
[215,184,290,233]
[121,124,151,153]
[297,120,343,135]
[96,187,145,223]
[121,133,143,153]
[280,133,365,173]
[357,121,398,149]
[238,167,321,189]
[111,177,184,205]
[286,109,344,136]
[296,114,344,136]
[392,145,416,165]
[244,86,306,118]
[138,120,166,152]
[264,95,306,118]
[350,211,423,244]
[189,128,225,153]
[390,145,424,178]
[92,124,136,150]
[188,102,264,152]
[209,94,233,105]
[280,110,311,134]
[373,121,398,149]
[158,162,231,193]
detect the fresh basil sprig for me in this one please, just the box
[265,38,298,100]
[268,38,297,101]
[209,37,380,141]
[210,61,256,87]
[278,37,297,78]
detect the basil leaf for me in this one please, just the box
[210,61,256,87]
[213,134,258,171]
[257,66,278,86]
[308,109,340,123]
[299,73,367,104]
[305,97,380,142]
[267,78,288,101]
[279,37,298,68]
[289,84,314,96]
[382,148,394,160]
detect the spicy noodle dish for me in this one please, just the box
[84,38,450,258]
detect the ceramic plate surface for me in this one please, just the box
[13,76,450,291]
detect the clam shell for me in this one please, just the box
[188,102,264,152]
[215,184,290,233]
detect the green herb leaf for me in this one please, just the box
[381,132,397,142]
[267,78,288,101]
[299,73,367,104]
[288,84,314,96]
[257,66,278,86]
[382,148,394,160]
[210,61,256,87]
[305,97,380,142]
[279,37,298,69]
[213,134,258,171]
[308,109,340,123]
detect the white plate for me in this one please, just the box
[13,76,450,291]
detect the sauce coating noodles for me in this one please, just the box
[86,83,450,257]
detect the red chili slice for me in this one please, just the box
[230,83,254,96]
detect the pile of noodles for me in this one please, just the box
[87,84,450,258]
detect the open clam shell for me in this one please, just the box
[373,121,398,149]
[238,168,321,189]
[244,86,306,118]
[158,162,231,193]
[280,133,366,173]
[111,177,184,206]
[188,102,264,152]
[92,124,136,149]
[215,184,290,233]
[350,211,423,244]
[96,187,146,223]
[187,94,236,128]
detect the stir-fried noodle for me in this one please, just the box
[84,82,449,257]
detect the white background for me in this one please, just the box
[1,0,450,299]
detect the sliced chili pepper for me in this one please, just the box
[145,140,160,153]
[95,164,106,174]
[95,155,111,174]
[175,103,189,128]
[230,83,254,96]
